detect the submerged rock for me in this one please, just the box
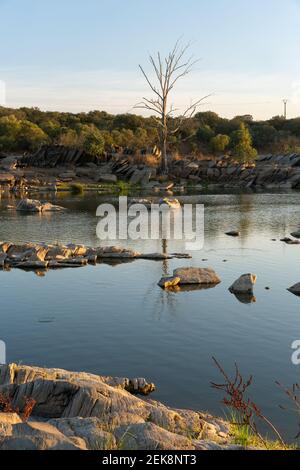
[173,267,221,285]
[229,274,257,294]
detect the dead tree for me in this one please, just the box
[136,40,209,173]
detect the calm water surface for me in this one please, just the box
[0,190,300,441]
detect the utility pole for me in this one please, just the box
[283,99,288,119]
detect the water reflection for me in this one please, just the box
[1,191,300,443]
[231,293,257,304]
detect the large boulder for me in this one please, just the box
[229,274,257,294]
[173,267,221,285]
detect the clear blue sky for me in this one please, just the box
[1,0,300,119]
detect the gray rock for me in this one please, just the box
[229,274,257,294]
[97,174,117,184]
[114,422,194,450]
[287,283,300,296]
[16,199,65,213]
[0,421,83,450]
[48,417,116,450]
[290,230,300,239]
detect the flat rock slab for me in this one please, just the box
[173,267,221,285]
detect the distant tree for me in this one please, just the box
[194,111,220,128]
[233,114,253,123]
[251,124,277,149]
[113,114,144,131]
[196,125,215,143]
[16,120,48,151]
[136,40,209,173]
[210,134,230,153]
[231,123,257,163]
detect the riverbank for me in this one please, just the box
[2,150,300,196]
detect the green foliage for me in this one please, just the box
[231,123,257,163]
[210,134,230,153]
[70,183,84,195]
[0,115,48,152]
[196,125,215,143]
[0,105,300,157]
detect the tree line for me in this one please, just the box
[1,106,300,162]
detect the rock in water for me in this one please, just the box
[290,230,300,239]
[229,274,257,294]
[225,231,240,237]
[173,267,221,285]
[16,198,65,213]
[287,283,300,296]
[16,198,43,212]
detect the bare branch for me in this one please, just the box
[138,39,209,172]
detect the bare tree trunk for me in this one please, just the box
[161,135,167,173]
[136,41,208,174]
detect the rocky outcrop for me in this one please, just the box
[16,199,65,213]
[229,274,257,294]
[170,153,300,190]
[0,364,234,450]
[20,145,99,168]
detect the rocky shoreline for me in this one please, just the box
[2,150,300,194]
[0,241,191,271]
[0,363,249,450]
